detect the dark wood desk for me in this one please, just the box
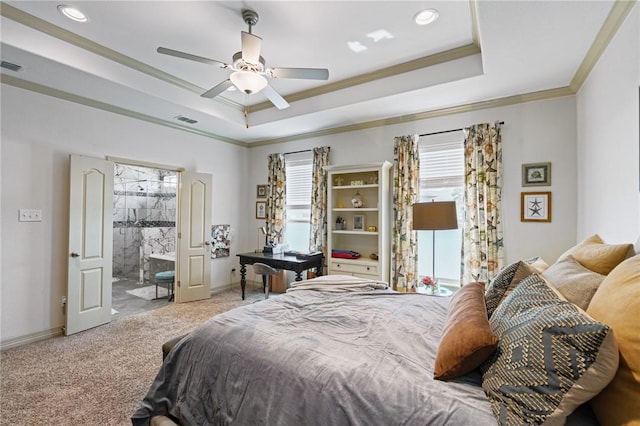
[236,252,324,300]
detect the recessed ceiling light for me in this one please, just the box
[414,8,439,26]
[57,5,88,22]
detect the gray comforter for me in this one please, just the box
[132,288,497,425]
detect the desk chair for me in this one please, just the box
[155,270,175,301]
[253,262,278,299]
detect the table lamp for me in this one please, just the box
[412,201,458,283]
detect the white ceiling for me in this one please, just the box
[0,1,618,145]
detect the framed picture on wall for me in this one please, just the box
[521,192,552,222]
[522,162,551,186]
[256,184,267,198]
[255,201,266,219]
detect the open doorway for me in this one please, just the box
[111,162,177,318]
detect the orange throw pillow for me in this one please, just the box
[434,282,498,380]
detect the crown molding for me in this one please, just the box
[247,44,481,113]
[247,86,574,147]
[0,3,243,112]
[1,74,248,147]
[569,0,637,92]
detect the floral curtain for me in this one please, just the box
[462,122,504,284]
[266,153,286,244]
[392,135,420,291]
[309,146,330,255]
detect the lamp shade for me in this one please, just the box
[230,71,267,94]
[412,201,458,230]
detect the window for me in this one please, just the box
[417,131,465,287]
[285,152,313,252]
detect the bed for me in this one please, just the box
[132,235,640,426]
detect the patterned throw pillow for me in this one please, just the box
[481,274,619,425]
[484,258,542,318]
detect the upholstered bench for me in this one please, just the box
[162,334,188,360]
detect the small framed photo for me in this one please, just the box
[256,184,267,198]
[353,214,365,231]
[522,162,551,186]
[521,192,552,222]
[255,201,266,219]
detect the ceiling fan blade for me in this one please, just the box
[241,31,262,64]
[268,67,329,80]
[157,47,228,68]
[201,79,234,99]
[261,84,290,110]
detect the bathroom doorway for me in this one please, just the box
[111,162,177,318]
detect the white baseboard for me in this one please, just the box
[1,327,64,351]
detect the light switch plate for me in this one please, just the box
[19,209,42,222]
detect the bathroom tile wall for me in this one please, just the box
[113,164,177,282]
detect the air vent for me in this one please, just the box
[174,115,198,124]
[1,61,22,72]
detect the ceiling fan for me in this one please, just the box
[157,9,329,110]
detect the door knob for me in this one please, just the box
[204,241,211,246]
[70,252,80,258]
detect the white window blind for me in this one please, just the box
[419,140,464,190]
[285,154,312,210]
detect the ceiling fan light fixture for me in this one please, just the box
[414,8,439,26]
[230,71,267,94]
[57,4,88,22]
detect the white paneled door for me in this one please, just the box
[66,155,114,335]
[177,172,212,303]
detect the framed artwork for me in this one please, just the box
[255,201,266,219]
[522,162,551,186]
[353,214,365,231]
[211,224,231,259]
[256,184,267,198]
[521,192,552,222]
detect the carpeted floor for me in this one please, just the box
[0,286,265,426]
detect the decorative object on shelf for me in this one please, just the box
[335,216,345,230]
[255,201,266,219]
[367,225,377,232]
[370,252,379,260]
[350,180,364,186]
[421,275,438,293]
[256,184,267,198]
[370,174,378,184]
[334,177,344,186]
[353,214,365,231]
[413,200,459,281]
[522,162,551,186]
[351,191,363,208]
[521,191,552,222]
[331,249,361,259]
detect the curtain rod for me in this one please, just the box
[419,121,505,137]
[282,146,331,156]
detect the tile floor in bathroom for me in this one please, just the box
[112,278,170,318]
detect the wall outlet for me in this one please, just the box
[19,209,42,222]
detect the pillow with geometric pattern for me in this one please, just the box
[481,273,619,425]
[484,257,546,318]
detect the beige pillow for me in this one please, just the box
[542,254,605,310]
[559,234,633,275]
[434,282,498,380]
[587,254,640,426]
